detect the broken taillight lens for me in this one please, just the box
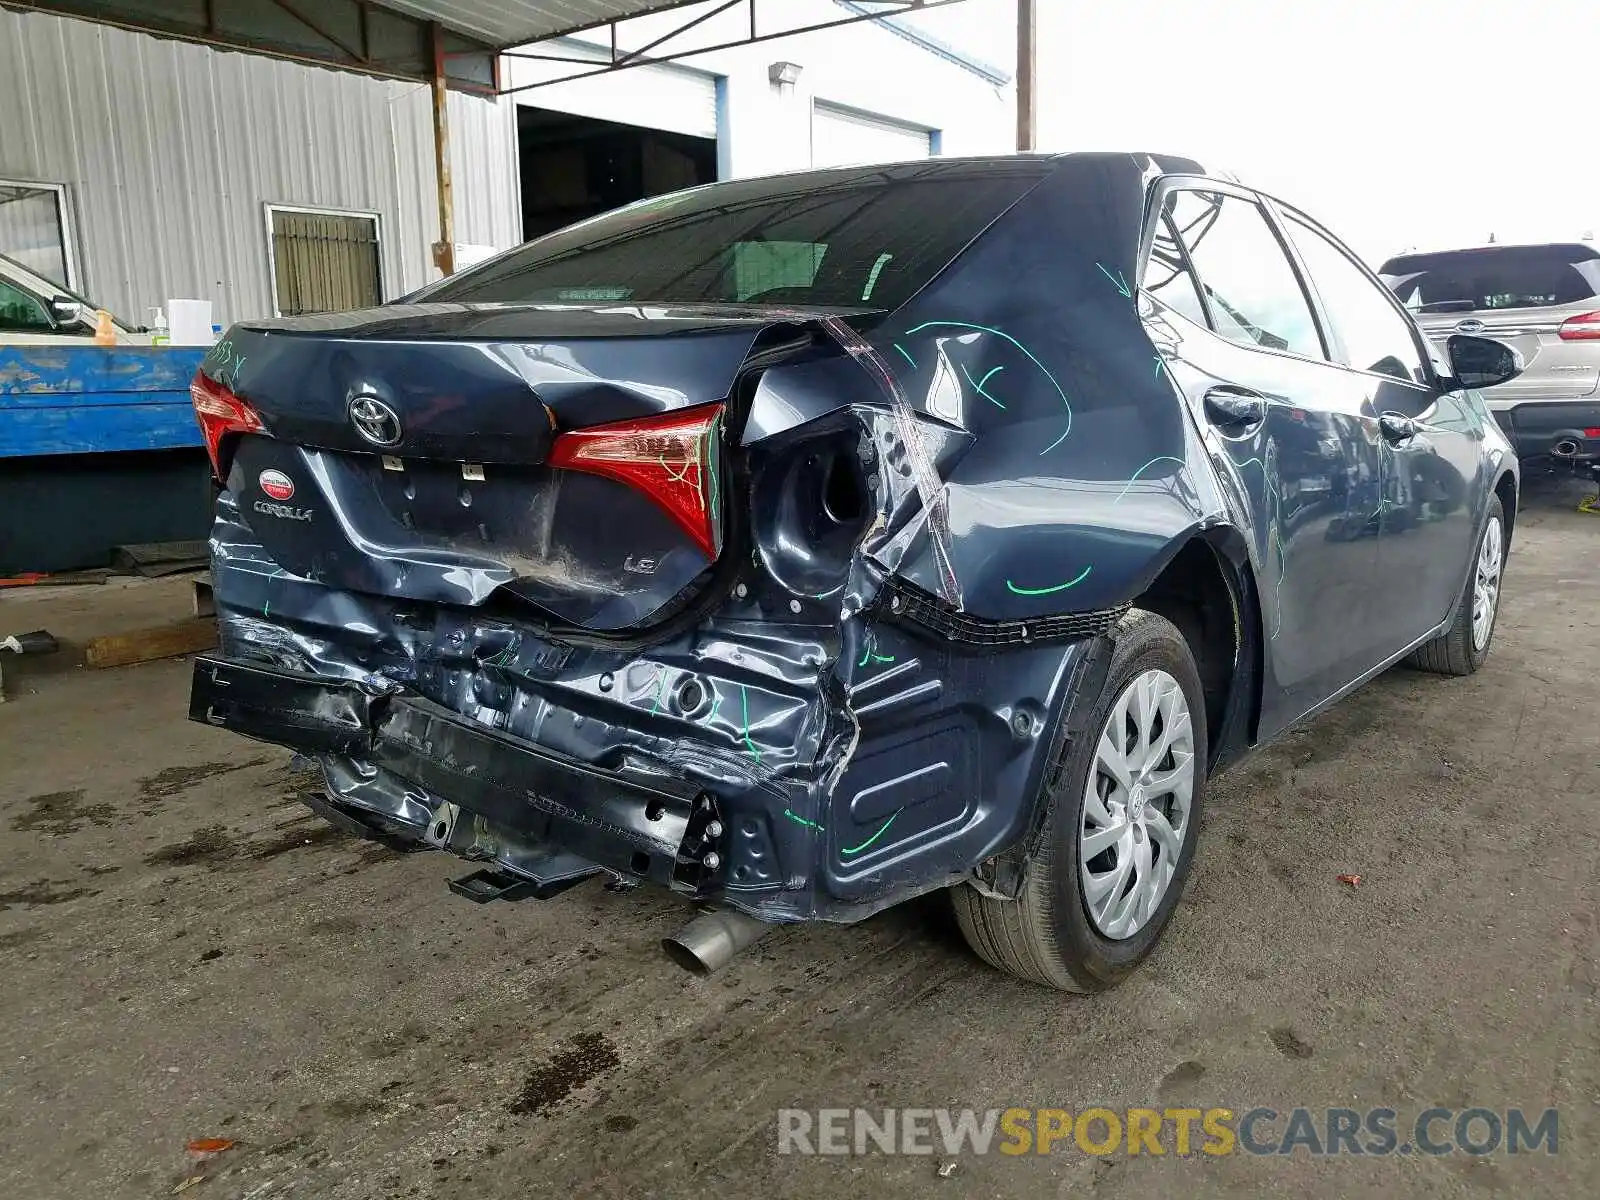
[190,371,265,481]
[548,403,725,559]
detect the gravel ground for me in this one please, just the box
[1,476,1595,1200]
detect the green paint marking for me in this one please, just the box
[962,363,1006,409]
[904,321,1073,452]
[783,808,824,832]
[1269,523,1287,642]
[1112,456,1186,504]
[707,691,722,723]
[649,667,668,715]
[739,685,761,763]
[841,810,901,856]
[1006,566,1093,596]
[862,253,894,301]
[858,631,897,669]
[705,410,723,529]
[1154,355,1167,380]
[262,599,269,618]
[894,343,917,370]
[1096,262,1132,298]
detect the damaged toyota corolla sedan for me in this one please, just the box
[188,152,1520,991]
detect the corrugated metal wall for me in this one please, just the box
[0,9,521,328]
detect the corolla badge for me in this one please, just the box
[1456,319,1486,335]
[348,395,403,447]
[258,469,295,501]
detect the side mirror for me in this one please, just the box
[50,297,86,328]
[1446,334,1523,390]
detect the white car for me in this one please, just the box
[0,252,149,345]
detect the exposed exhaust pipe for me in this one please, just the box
[1553,438,1581,458]
[663,908,771,975]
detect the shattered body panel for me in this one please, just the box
[191,152,1508,923]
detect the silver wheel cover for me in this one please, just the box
[1472,516,1503,653]
[1080,668,1196,940]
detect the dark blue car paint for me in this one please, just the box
[190,152,1517,923]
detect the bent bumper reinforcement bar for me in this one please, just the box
[188,655,721,891]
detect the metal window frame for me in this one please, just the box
[0,178,81,292]
[497,0,972,94]
[1143,176,1334,369]
[263,202,385,319]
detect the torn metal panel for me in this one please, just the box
[199,150,1451,925]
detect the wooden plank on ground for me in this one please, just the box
[84,618,217,669]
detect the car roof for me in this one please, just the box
[1381,241,1600,267]
[649,151,1214,203]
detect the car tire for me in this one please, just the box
[1405,494,1506,677]
[951,609,1208,992]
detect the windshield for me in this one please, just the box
[1379,244,1600,313]
[414,162,1048,311]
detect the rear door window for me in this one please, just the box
[1283,215,1427,384]
[1143,209,1209,328]
[1379,244,1600,313]
[1167,190,1324,359]
[418,167,1048,311]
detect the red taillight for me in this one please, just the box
[1557,311,1600,341]
[548,403,725,559]
[1584,427,1600,439]
[190,371,265,480]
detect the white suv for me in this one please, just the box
[1380,242,1600,469]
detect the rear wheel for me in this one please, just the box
[1405,495,1505,677]
[952,610,1207,991]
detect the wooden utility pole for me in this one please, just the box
[430,22,456,277]
[1016,0,1037,151]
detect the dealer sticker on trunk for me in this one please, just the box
[255,469,313,521]
[259,469,295,501]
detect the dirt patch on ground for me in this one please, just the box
[135,756,273,802]
[0,879,98,910]
[509,1032,623,1117]
[11,789,118,837]
[142,824,239,869]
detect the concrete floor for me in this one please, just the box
[1,478,1595,1200]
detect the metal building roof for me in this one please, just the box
[378,0,738,50]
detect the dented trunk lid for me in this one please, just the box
[207,302,830,631]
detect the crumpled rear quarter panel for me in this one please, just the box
[200,152,1241,922]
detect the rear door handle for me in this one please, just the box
[1378,412,1417,443]
[1203,386,1267,432]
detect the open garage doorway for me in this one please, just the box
[517,107,717,241]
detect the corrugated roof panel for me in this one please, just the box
[375,0,708,48]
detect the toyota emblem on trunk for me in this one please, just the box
[1456,318,1486,334]
[348,395,402,447]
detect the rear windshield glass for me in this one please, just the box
[414,166,1045,311]
[1379,244,1600,313]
